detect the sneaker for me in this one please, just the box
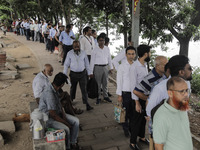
[104,97,112,103]
[96,98,101,105]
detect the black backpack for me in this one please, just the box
[87,77,98,99]
[151,99,165,123]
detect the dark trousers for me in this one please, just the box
[50,39,55,52]
[69,69,88,105]
[122,92,132,132]
[62,45,73,64]
[31,30,34,41]
[129,99,146,144]
[26,29,30,40]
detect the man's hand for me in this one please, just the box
[135,101,142,113]
[109,69,113,74]
[117,95,123,103]
[89,74,93,78]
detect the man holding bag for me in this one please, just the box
[116,46,136,137]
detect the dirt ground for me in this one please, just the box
[0,33,200,150]
[0,34,39,150]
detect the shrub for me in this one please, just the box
[191,67,200,96]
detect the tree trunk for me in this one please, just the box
[66,1,72,24]
[59,0,68,25]
[123,0,127,48]
[105,12,109,36]
[179,38,190,56]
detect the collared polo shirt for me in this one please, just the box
[153,100,193,150]
[32,72,50,99]
[39,83,62,117]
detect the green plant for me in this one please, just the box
[191,67,200,96]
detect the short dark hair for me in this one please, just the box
[168,55,189,77]
[105,37,110,45]
[53,72,68,87]
[126,46,136,54]
[164,62,169,72]
[66,24,71,29]
[137,44,151,57]
[92,29,96,34]
[167,76,185,90]
[84,26,91,33]
[97,35,105,41]
[99,32,107,38]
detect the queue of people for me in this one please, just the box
[23,18,194,150]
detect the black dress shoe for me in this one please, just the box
[139,138,150,145]
[103,97,112,103]
[86,105,94,111]
[108,92,112,97]
[129,144,140,150]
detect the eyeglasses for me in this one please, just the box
[169,88,191,95]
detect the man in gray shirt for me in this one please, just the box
[39,73,80,150]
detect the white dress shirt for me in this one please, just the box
[116,59,134,96]
[32,72,50,99]
[90,45,113,73]
[112,48,126,71]
[63,50,91,75]
[80,35,95,55]
[34,23,39,32]
[130,59,148,100]
[30,24,34,30]
[146,76,191,117]
[42,24,46,34]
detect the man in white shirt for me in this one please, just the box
[20,19,25,36]
[129,44,152,150]
[34,20,40,41]
[63,41,93,111]
[146,55,193,149]
[30,20,35,41]
[112,36,133,71]
[80,26,95,62]
[32,64,53,104]
[90,36,113,104]
[116,46,136,137]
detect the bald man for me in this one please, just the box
[32,64,53,104]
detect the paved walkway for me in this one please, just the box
[11,33,149,150]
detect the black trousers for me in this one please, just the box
[69,69,88,105]
[30,30,34,41]
[50,38,55,52]
[62,45,73,64]
[26,29,30,40]
[122,92,132,132]
[129,99,146,144]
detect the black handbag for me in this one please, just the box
[87,77,98,99]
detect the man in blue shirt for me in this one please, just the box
[39,73,80,150]
[59,24,75,65]
[63,40,93,111]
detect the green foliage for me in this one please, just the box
[191,67,200,96]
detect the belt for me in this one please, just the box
[122,91,131,94]
[70,69,85,74]
[95,64,108,67]
[63,44,72,46]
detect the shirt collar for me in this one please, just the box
[49,83,57,93]
[41,71,48,79]
[152,68,162,78]
[136,59,147,67]
[164,99,179,113]
[125,59,134,65]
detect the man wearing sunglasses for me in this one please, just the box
[153,76,193,150]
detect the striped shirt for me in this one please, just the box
[134,68,166,96]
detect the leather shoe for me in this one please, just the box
[139,138,149,145]
[96,98,101,104]
[86,105,93,111]
[103,97,112,103]
[129,144,140,150]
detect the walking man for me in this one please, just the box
[90,35,113,104]
[63,41,93,111]
[49,24,57,53]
